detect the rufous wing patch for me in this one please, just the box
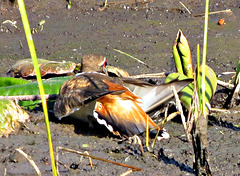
[93,89,159,137]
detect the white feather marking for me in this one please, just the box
[93,111,114,133]
[157,128,170,140]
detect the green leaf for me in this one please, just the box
[0,77,31,87]
[165,65,217,112]
[197,65,217,114]
[0,76,73,108]
[173,40,184,74]
[173,29,193,78]
[165,72,193,109]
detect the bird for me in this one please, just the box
[54,54,192,138]
[80,54,107,73]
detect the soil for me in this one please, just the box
[0,0,240,175]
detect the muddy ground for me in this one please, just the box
[0,0,240,175]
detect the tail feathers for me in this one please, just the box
[128,79,193,112]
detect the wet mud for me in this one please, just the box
[0,0,240,175]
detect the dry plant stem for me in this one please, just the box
[82,151,93,168]
[186,102,195,135]
[171,85,190,141]
[146,113,149,150]
[151,111,180,149]
[106,0,152,5]
[57,160,71,169]
[179,1,191,14]
[15,148,42,176]
[0,94,58,101]
[152,111,180,131]
[192,114,212,175]
[217,80,234,89]
[210,108,230,113]
[4,168,7,176]
[120,169,133,176]
[114,49,149,68]
[211,107,240,114]
[230,74,240,107]
[57,146,142,172]
[194,9,232,17]
[217,71,235,76]
[128,72,166,78]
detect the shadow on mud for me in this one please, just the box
[208,115,240,132]
[158,148,195,174]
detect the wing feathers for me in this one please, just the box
[94,90,159,137]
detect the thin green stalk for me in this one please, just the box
[197,44,201,99]
[114,49,149,67]
[146,116,149,150]
[104,0,108,7]
[17,0,57,175]
[201,0,209,117]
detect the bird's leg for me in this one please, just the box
[128,135,144,155]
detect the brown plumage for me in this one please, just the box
[54,54,192,138]
[80,54,107,73]
[54,72,160,137]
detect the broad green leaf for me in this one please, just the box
[173,29,193,78]
[165,65,217,113]
[0,99,30,137]
[0,77,31,87]
[173,40,184,74]
[165,72,193,109]
[197,65,217,114]
[0,76,73,108]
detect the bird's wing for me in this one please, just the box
[123,79,193,112]
[54,73,123,118]
[93,81,159,137]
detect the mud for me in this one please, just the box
[0,0,240,175]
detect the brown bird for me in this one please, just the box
[80,54,107,73]
[54,54,192,138]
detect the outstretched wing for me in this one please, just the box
[93,81,159,137]
[123,78,193,112]
[54,73,123,119]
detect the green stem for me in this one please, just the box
[104,0,108,7]
[201,0,209,117]
[197,44,201,100]
[17,0,57,175]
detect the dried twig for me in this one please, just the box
[15,148,42,176]
[120,169,133,176]
[129,72,166,79]
[217,80,234,89]
[171,85,190,141]
[114,49,149,68]
[194,9,232,17]
[179,1,191,14]
[151,111,180,149]
[217,71,235,77]
[210,108,230,113]
[56,146,142,173]
[4,168,7,176]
